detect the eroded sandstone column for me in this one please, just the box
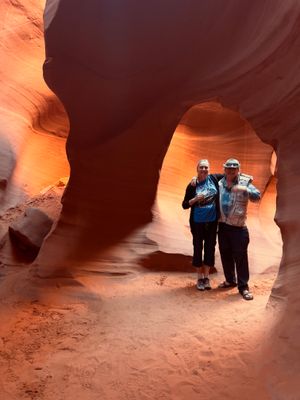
[41,2,300,395]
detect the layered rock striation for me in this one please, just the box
[41,0,300,270]
[0,0,69,210]
[0,0,299,396]
[40,1,300,396]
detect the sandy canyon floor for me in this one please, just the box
[0,259,278,400]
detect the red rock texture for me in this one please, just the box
[0,0,69,211]
[0,1,299,398]
[40,1,300,396]
[9,207,53,251]
[40,1,298,274]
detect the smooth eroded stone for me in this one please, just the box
[9,208,53,251]
[0,136,16,190]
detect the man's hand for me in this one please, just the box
[231,184,248,193]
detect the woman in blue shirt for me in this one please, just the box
[182,159,223,290]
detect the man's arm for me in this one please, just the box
[247,183,261,202]
[212,173,224,181]
[231,183,261,202]
[191,173,224,187]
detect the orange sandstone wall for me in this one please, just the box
[40,0,299,269]
[150,103,279,274]
[0,1,298,396]
[0,0,69,210]
[40,1,300,397]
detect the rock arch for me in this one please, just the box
[149,101,280,272]
[38,1,300,395]
[0,1,299,396]
[39,1,300,278]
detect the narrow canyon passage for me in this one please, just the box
[0,99,283,400]
[1,1,300,399]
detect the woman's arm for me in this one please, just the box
[182,184,198,209]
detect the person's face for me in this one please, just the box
[225,167,239,181]
[197,163,209,180]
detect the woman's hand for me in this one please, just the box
[195,193,204,202]
[189,193,204,206]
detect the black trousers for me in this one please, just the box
[191,221,218,267]
[218,222,250,292]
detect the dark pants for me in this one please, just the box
[191,221,218,267]
[218,222,250,292]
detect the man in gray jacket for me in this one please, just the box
[217,158,261,300]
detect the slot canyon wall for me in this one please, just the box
[0,0,299,397]
[0,0,69,212]
[41,0,300,278]
[41,0,300,396]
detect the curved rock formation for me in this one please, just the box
[39,0,300,396]
[40,0,298,268]
[0,0,299,397]
[149,102,280,274]
[0,0,69,212]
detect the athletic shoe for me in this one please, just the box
[203,277,211,290]
[196,279,205,291]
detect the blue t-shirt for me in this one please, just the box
[193,176,217,223]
